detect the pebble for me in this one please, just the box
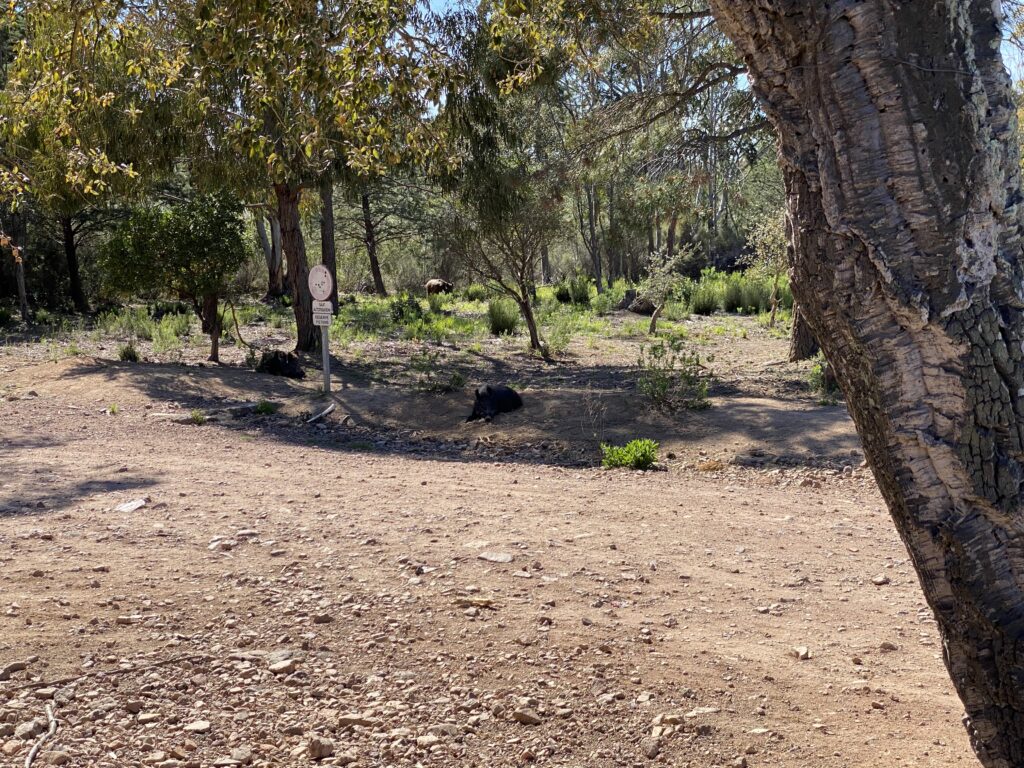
[308,736,334,760]
[640,736,661,759]
[478,551,514,564]
[182,720,210,734]
[512,708,543,725]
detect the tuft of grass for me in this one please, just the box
[637,337,712,411]
[567,273,592,306]
[688,283,720,315]
[487,298,520,336]
[118,341,140,362]
[254,400,278,415]
[601,439,659,470]
[189,409,207,426]
[463,284,488,302]
[107,403,120,416]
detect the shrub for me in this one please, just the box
[464,284,488,302]
[189,409,207,425]
[808,353,840,403]
[0,307,11,326]
[554,284,572,304]
[254,400,278,415]
[427,293,446,314]
[740,279,771,314]
[118,342,140,362]
[721,277,745,313]
[637,337,712,410]
[601,439,659,470]
[389,293,424,323]
[689,283,720,315]
[592,293,613,316]
[568,273,592,306]
[487,298,520,336]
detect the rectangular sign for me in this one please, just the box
[312,300,332,313]
[312,312,332,327]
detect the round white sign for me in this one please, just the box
[308,265,333,301]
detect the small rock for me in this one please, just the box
[230,746,253,765]
[478,551,514,564]
[183,720,210,734]
[879,641,899,652]
[512,708,543,725]
[312,613,333,625]
[871,575,890,586]
[2,740,22,757]
[640,737,661,759]
[416,734,439,748]
[14,720,44,740]
[308,736,334,760]
[269,659,296,675]
[138,712,160,724]
[732,758,748,768]
[790,646,811,660]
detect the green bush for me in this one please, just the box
[592,293,613,316]
[637,337,712,410]
[118,342,140,362]
[688,283,720,315]
[554,284,572,304]
[601,439,659,470]
[721,277,744,313]
[255,400,278,415]
[464,284,488,302]
[389,293,424,323]
[427,293,446,314]
[98,306,156,340]
[808,353,840,403]
[740,280,771,314]
[488,298,520,336]
[568,273,592,306]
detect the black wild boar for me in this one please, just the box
[466,384,523,423]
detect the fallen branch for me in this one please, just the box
[305,403,336,424]
[5,653,212,693]
[24,703,56,768]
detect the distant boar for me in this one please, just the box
[255,350,305,379]
[425,279,454,295]
[466,384,523,423]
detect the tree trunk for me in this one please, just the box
[361,190,387,297]
[540,244,552,285]
[585,184,603,294]
[788,305,818,362]
[648,303,664,335]
[258,213,286,300]
[274,183,316,352]
[319,174,339,312]
[13,250,28,323]
[199,293,221,362]
[708,1,1024,765]
[60,215,88,314]
[666,213,678,261]
[517,298,542,352]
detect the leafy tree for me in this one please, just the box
[177,0,443,351]
[740,209,786,327]
[637,247,689,334]
[100,193,248,361]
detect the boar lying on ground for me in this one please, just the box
[425,279,454,295]
[255,350,305,379]
[466,384,523,423]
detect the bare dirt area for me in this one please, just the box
[0,314,975,768]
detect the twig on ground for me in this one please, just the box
[24,703,56,768]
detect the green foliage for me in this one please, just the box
[689,283,720,315]
[637,337,712,411]
[254,400,278,415]
[487,298,520,336]
[721,276,744,313]
[808,353,840,404]
[107,403,120,415]
[98,306,155,339]
[118,341,139,362]
[427,292,446,314]
[592,293,613,316]
[554,284,572,304]
[567,273,592,306]
[601,439,659,470]
[464,284,489,302]
[189,409,207,426]
[389,293,424,323]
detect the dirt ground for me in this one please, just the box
[0,313,976,767]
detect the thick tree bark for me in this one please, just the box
[13,251,28,323]
[257,213,286,300]
[60,215,88,314]
[666,212,678,261]
[648,303,664,335]
[788,305,819,361]
[585,184,604,294]
[540,244,552,285]
[517,297,542,352]
[319,174,339,312]
[199,294,221,362]
[361,191,387,297]
[708,1,1024,765]
[274,183,316,352]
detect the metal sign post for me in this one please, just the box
[308,266,334,394]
